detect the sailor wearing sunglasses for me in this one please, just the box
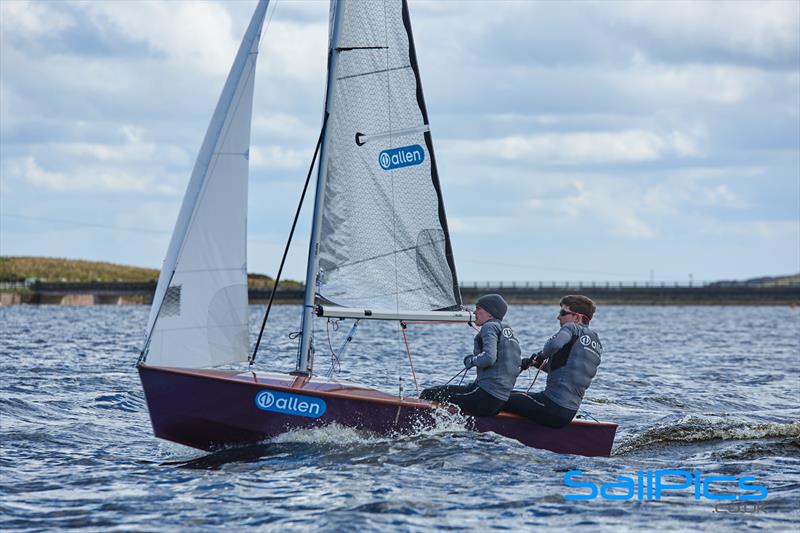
[504,295,602,428]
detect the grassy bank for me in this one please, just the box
[0,256,158,282]
[0,256,300,288]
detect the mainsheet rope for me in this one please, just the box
[400,320,479,396]
[526,358,547,393]
[399,323,420,396]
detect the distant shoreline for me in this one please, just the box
[3,257,798,306]
[1,281,797,306]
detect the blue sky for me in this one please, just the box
[1,0,798,284]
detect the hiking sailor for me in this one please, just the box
[504,295,601,428]
[420,294,521,416]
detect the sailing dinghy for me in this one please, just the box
[137,0,617,457]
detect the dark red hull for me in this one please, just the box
[138,365,617,457]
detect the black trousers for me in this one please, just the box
[504,391,577,428]
[419,383,506,417]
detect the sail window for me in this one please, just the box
[161,285,182,317]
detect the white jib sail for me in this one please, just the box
[143,0,270,368]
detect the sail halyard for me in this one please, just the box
[141,0,271,368]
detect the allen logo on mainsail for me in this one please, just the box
[255,390,327,418]
[379,144,425,170]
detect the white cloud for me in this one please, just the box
[624,62,767,105]
[256,21,328,83]
[253,113,316,140]
[488,114,562,126]
[6,156,178,195]
[48,125,188,166]
[524,166,761,225]
[453,173,659,240]
[0,0,74,37]
[668,166,766,180]
[639,184,682,217]
[448,216,515,236]
[9,157,68,190]
[79,1,239,78]
[2,124,188,193]
[555,180,656,239]
[703,185,749,209]
[640,167,764,213]
[700,219,800,240]
[2,44,133,98]
[114,202,179,236]
[611,1,800,64]
[441,129,699,165]
[250,146,307,169]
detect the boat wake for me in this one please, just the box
[614,415,800,455]
[271,407,473,446]
[270,422,382,446]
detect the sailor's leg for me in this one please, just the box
[448,384,506,417]
[504,392,576,428]
[419,385,445,401]
[420,384,472,402]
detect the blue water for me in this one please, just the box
[1,304,798,531]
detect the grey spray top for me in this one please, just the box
[537,322,602,411]
[465,319,522,401]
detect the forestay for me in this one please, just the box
[142,0,270,368]
[316,0,462,312]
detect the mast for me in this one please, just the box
[296,0,345,375]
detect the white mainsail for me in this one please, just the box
[142,0,270,368]
[314,0,462,312]
[296,0,464,372]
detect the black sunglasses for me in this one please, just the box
[559,309,589,321]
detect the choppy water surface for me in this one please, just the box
[1,305,798,531]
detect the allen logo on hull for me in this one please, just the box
[255,390,327,418]
[379,144,425,170]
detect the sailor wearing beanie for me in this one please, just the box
[420,294,522,417]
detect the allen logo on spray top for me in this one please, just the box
[255,390,326,418]
[502,328,518,343]
[580,335,602,354]
[379,144,425,170]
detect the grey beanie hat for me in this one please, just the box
[476,293,508,320]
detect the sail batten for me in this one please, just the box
[336,64,410,82]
